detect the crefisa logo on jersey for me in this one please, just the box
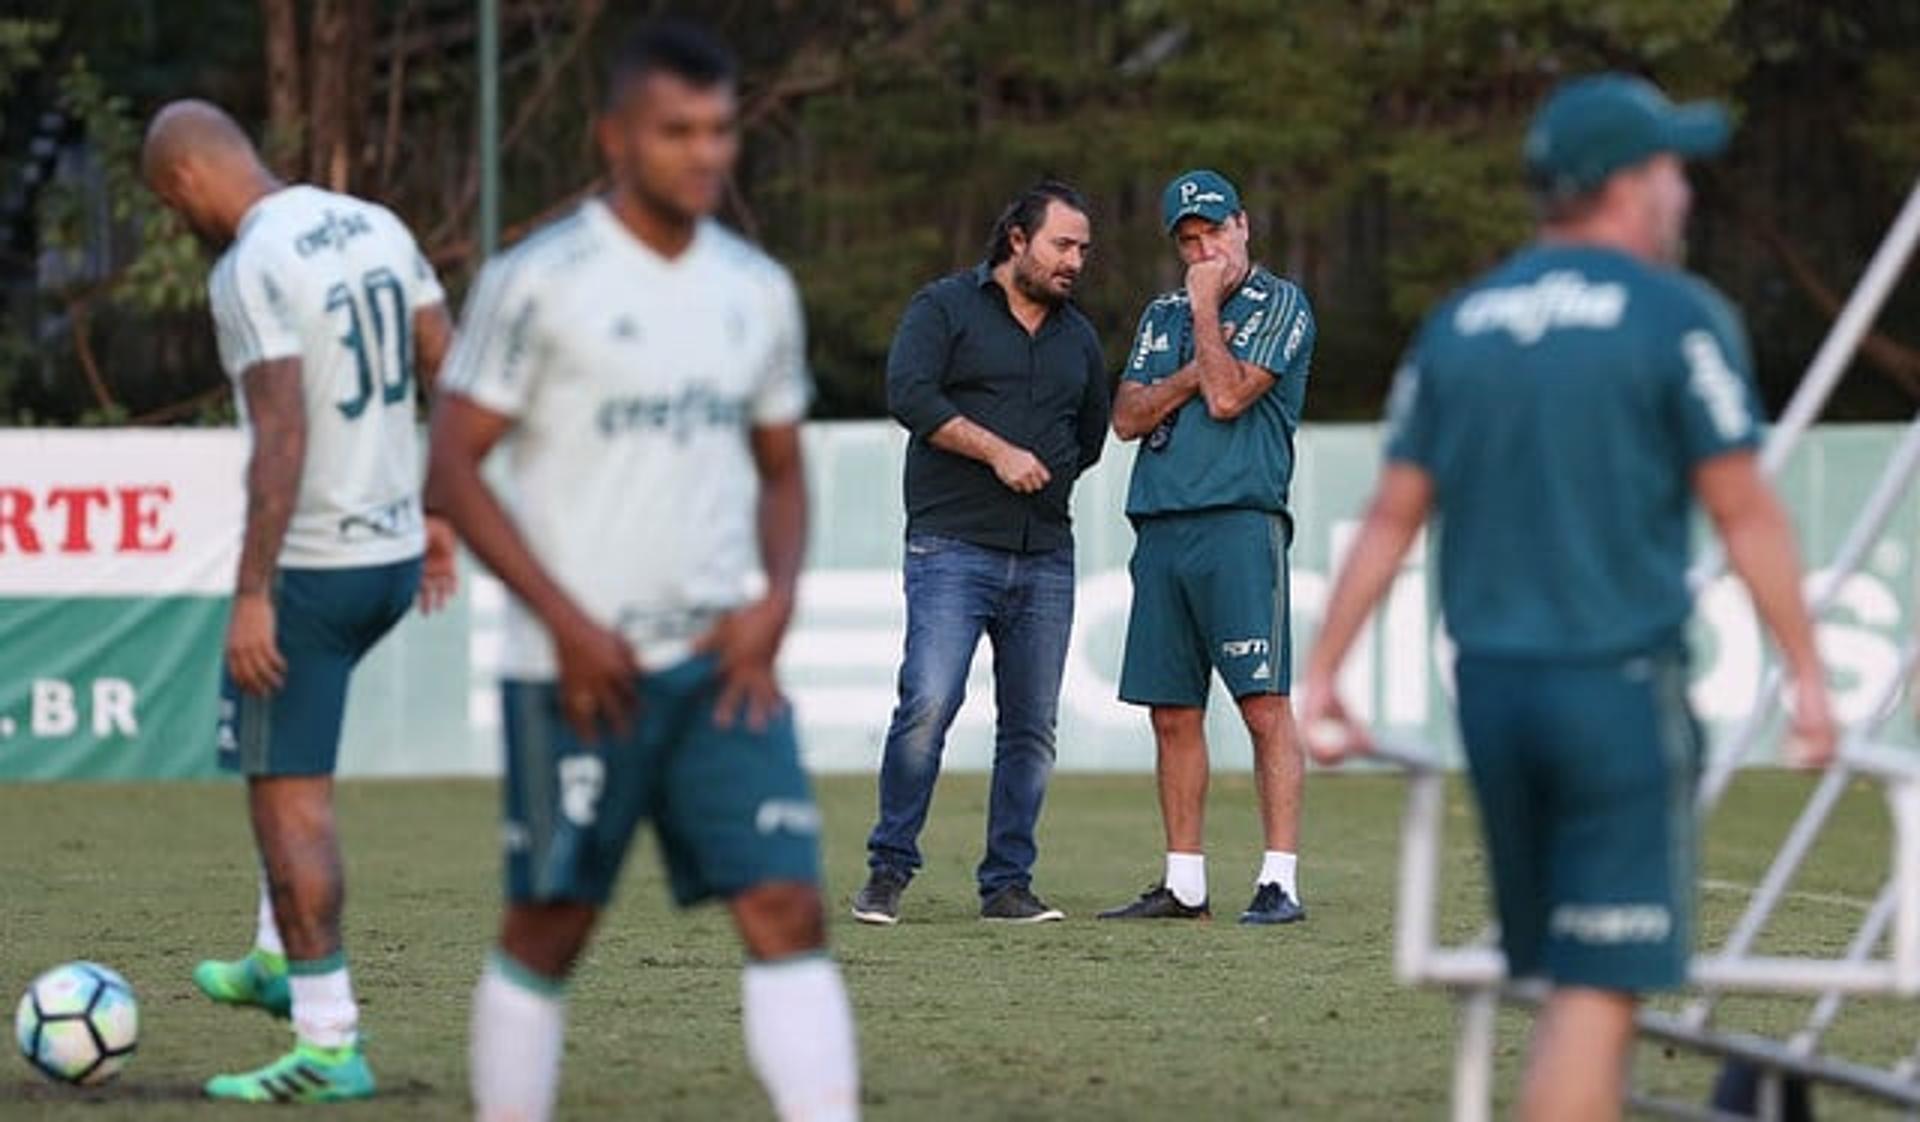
[294,210,374,258]
[595,383,750,443]
[1453,270,1628,346]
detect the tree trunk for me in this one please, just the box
[259,0,303,176]
[307,0,373,190]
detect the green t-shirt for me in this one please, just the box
[1385,243,1764,659]
[1123,266,1317,521]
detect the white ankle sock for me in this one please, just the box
[1164,852,1207,906]
[742,955,860,1122]
[288,953,357,1048]
[1258,851,1299,899]
[253,873,284,958]
[471,951,567,1122]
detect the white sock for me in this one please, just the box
[1164,852,1207,906]
[253,872,284,958]
[1258,851,1299,900]
[471,951,567,1122]
[288,954,358,1049]
[742,955,860,1122]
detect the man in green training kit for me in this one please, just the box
[1100,170,1315,925]
[1302,74,1836,1121]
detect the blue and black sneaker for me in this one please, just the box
[1096,884,1210,921]
[1239,883,1306,925]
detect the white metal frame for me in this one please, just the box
[1385,176,1920,1122]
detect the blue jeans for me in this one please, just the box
[866,533,1075,897]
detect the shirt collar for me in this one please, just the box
[973,260,1076,334]
[235,185,297,242]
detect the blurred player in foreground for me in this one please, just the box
[427,22,858,1122]
[143,101,457,1102]
[1300,74,1836,1122]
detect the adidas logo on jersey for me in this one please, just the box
[1131,325,1172,369]
[1452,270,1627,345]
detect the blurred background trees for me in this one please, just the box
[1,0,1916,425]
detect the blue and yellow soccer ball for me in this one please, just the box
[14,962,138,1085]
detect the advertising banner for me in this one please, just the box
[4,424,1915,780]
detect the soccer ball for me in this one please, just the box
[14,962,138,1085]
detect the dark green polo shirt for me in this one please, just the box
[1122,266,1317,521]
[1386,243,1764,658]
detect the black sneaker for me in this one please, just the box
[1095,884,1210,920]
[979,885,1065,923]
[1239,882,1306,925]
[850,868,909,926]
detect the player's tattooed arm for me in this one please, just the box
[227,357,307,694]
[410,302,460,614]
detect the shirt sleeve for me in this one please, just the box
[208,242,302,381]
[752,267,813,426]
[885,287,961,439]
[1382,344,1436,470]
[377,205,446,310]
[439,253,543,420]
[1076,332,1111,473]
[1669,283,1764,467]
[1124,301,1178,384]
[410,246,447,310]
[1241,286,1316,379]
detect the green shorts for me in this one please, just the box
[499,656,821,909]
[218,558,421,776]
[1119,508,1291,706]
[1456,647,1702,992]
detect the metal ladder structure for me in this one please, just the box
[1383,176,1920,1122]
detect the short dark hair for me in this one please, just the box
[986,180,1089,265]
[603,20,737,109]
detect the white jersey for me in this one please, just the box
[442,200,811,678]
[209,184,445,569]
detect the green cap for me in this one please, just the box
[1161,169,1241,233]
[1524,73,1730,196]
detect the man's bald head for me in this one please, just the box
[142,100,277,247]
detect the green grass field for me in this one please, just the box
[0,771,1909,1120]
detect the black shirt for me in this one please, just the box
[885,264,1111,553]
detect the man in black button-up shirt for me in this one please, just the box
[852,181,1110,925]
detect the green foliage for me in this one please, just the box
[1856,51,1920,184]
[38,56,205,313]
[2,0,1918,425]
[0,17,59,132]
